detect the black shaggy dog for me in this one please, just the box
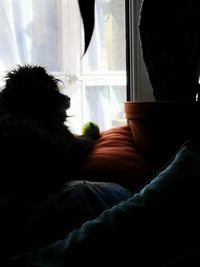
[0,65,94,198]
[0,65,131,262]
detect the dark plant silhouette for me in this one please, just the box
[139,0,200,102]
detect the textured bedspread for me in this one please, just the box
[0,180,131,266]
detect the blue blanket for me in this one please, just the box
[7,140,200,267]
[0,180,131,265]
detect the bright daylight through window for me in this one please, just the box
[0,0,127,134]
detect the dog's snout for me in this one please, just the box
[67,96,71,105]
[65,95,71,109]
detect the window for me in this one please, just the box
[0,0,127,134]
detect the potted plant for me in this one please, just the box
[125,0,200,168]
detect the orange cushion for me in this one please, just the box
[80,124,154,192]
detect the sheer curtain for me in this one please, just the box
[0,0,83,133]
[0,0,126,134]
[0,0,81,73]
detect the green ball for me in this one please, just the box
[82,122,100,139]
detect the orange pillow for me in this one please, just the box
[80,124,154,192]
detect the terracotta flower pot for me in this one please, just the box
[125,101,200,168]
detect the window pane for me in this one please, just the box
[84,85,126,130]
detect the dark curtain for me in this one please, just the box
[139,0,200,101]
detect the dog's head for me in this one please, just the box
[0,65,70,127]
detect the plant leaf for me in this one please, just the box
[78,0,95,55]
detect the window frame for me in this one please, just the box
[126,0,154,102]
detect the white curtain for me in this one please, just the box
[0,0,84,133]
[0,0,126,134]
[0,0,81,73]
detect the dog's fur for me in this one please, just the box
[0,65,94,198]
